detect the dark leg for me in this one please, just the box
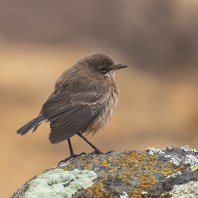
[77,133,103,154]
[58,139,86,166]
[68,139,75,156]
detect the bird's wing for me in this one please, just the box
[42,81,110,144]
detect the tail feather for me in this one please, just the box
[17,115,46,135]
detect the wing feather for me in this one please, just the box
[42,80,110,144]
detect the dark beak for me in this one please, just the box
[113,64,128,71]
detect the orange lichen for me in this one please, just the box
[108,166,119,172]
[85,180,107,197]
[101,160,110,167]
[132,188,143,198]
[125,171,132,176]
[63,150,190,197]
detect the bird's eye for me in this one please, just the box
[99,67,107,73]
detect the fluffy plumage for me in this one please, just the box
[17,53,127,146]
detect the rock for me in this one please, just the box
[11,145,198,198]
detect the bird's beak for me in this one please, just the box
[113,64,128,71]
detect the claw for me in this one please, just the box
[58,152,86,166]
[94,149,104,155]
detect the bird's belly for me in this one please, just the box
[83,92,118,135]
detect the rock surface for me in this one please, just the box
[11,146,198,198]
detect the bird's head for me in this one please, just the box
[76,53,127,78]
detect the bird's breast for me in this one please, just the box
[83,88,119,135]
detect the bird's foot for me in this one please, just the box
[92,149,114,155]
[105,150,114,154]
[58,152,86,166]
[94,149,103,155]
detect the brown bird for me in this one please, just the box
[17,53,127,163]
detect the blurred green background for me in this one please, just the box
[1,0,198,197]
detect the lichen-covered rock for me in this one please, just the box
[170,181,198,198]
[23,169,97,198]
[11,145,198,198]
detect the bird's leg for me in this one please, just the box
[77,133,103,154]
[58,139,86,165]
[68,138,75,156]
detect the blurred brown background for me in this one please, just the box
[1,0,198,197]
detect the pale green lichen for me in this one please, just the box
[165,155,181,166]
[184,155,198,169]
[24,169,97,198]
[170,181,198,198]
[191,165,198,171]
[120,191,129,198]
[146,147,165,155]
[142,190,148,195]
[166,171,182,179]
[181,145,198,153]
[164,146,198,168]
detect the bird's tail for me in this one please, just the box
[17,115,46,135]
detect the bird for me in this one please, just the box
[17,53,127,163]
